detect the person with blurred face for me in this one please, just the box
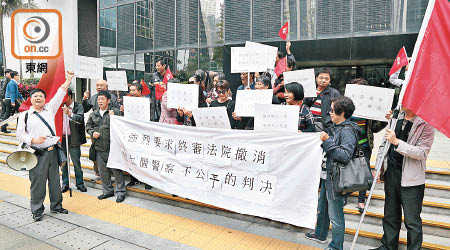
[237,72,255,90]
[176,76,207,126]
[283,82,315,132]
[209,80,236,129]
[82,79,120,113]
[206,73,225,105]
[86,91,126,203]
[1,70,24,133]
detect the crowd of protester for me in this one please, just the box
[4,40,435,250]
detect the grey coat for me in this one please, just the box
[376,112,435,187]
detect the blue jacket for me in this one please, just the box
[321,119,360,199]
[5,79,23,103]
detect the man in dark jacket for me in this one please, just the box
[86,91,126,203]
[304,68,340,132]
[61,88,87,193]
[0,69,12,117]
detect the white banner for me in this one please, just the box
[105,71,128,91]
[167,83,199,110]
[254,104,299,132]
[108,116,322,229]
[234,89,273,117]
[283,69,317,97]
[73,56,104,80]
[344,84,395,121]
[123,96,150,122]
[192,107,231,129]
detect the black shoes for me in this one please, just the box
[145,184,152,190]
[98,193,114,200]
[1,130,11,134]
[77,185,87,192]
[61,185,69,193]
[116,195,125,203]
[304,232,327,244]
[32,213,43,221]
[51,208,68,214]
[126,181,138,187]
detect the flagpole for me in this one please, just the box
[63,110,72,197]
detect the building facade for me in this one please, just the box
[98,0,428,92]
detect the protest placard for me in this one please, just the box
[234,89,273,117]
[231,46,267,73]
[167,83,199,110]
[192,106,231,129]
[73,56,103,79]
[254,104,299,132]
[245,41,278,70]
[283,69,316,97]
[105,71,128,91]
[344,84,395,121]
[123,96,150,122]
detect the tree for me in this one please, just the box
[0,0,36,74]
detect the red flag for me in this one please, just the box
[140,79,150,96]
[274,56,287,77]
[162,66,174,84]
[19,50,66,140]
[278,22,289,41]
[389,47,409,76]
[401,0,450,138]
[154,66,174,100]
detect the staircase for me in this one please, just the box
[0,125,449,250]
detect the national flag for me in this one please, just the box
[388,47,409,76]
[19,48,66,140]
[140,79,151,96]
[162,66,174,84]
[278,22,289,41]
[401,0,450,137]
[274,56,287,77]
[154,66,174,100]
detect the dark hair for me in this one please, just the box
[315,67,331,78]
[30,88,46,98]
[5,69,12,74]
[284,82,304,101]
[168,78,180,83]
[194,69,207,82]
[217,73,226,81]
[349,78,368,85]
[331,96,355,119]
[277,51,285,59]
[216,80,230,90]
[156,58,167,68]
[10,71,19,78]
[97,90,111,100]
[260,71,272,79]
[287,58,297,70]
[67,88,74,98]
[129,82,143,92]
[256,76,271,87]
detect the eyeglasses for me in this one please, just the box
[217,90,227,94]
[189,81,195,84]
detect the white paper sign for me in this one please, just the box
[123,96,150,122]
[245,41,278,71]
[283,69,317,97]
[192,107,231,129]
[167,83,199,110]
[254,104,300,132]
[344,84,395,121]
[231,47,267,73]
[73,56,104,80]
[234,89,273,117]
[105,71,128,91]
[109,116,323,229]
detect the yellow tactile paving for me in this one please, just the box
[0,171,320,250]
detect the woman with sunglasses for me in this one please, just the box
[209,80,236,129]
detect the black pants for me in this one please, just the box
[1,99,14,131]
[380,164,425,250]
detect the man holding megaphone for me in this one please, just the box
[16,71,74,222]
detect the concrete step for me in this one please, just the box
[343,203,450,238]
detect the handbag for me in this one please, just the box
[27,112,67,167]
[89,143,96,161]
[331,125,373,194]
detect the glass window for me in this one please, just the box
[199,47,223,73]
[316,0,351,39]
[176,49,198,82]
[136,0,153,39]
[117,4,134,54]
[393,0,427,34]
[100,8,117,56]
[101,56,117,69]
[199,0,224,46]
[224,0,251,44]
[154,0,175,50]
[252,0,282,42]
[177,0,199,48]
[353,0,391,36]
[100,0,116,9]
[118,54,135,70]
